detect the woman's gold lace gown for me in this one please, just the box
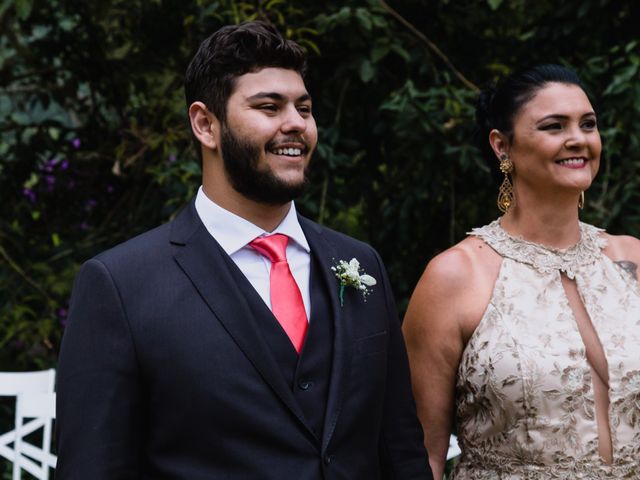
[453,220,640,479]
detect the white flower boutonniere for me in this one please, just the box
[331,258,377,306]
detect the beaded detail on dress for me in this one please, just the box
[451,220,640,479]
[468,219,607,279]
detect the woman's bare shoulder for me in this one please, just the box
[422,236,499,287]
[603,233,640,277]
[407,235,502,325]
[604,232,640,254]
[404,235,503,352]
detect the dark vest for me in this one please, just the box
[222,247,334,440]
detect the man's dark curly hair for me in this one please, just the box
[185,21,307,126]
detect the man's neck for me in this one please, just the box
[201,183,291,233]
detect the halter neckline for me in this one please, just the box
[469,219,607,279]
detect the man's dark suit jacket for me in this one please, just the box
[56,200,432,479]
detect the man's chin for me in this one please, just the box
[234,178,308,205]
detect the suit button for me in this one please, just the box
[298,379,313,390]
[324,454,334,465]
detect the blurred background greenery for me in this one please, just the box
[2,0,640,373]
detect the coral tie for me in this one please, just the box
[250,234,308,353]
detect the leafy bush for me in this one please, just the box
[1,0,640,372]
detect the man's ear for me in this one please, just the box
[488,129,510,160]
[188,101,219,151]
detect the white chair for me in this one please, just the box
[0,370,55,477]
[13,392,57,479]
[446,433,461,460]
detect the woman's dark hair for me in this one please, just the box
[476,64,586,169]
[184,21,307,159]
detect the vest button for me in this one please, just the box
[324,454,334,465]
[298,379,313,390]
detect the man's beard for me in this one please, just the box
[220,124,311,205]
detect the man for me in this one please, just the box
[56,21,432,479]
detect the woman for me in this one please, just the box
[403,64,640,479]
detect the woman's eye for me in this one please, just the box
[582,119,597,129]
[297,105,312,115]
[540,123,562,130]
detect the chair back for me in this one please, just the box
[0,371,55,397]
[0,370,56,479]
[12,392,57,480]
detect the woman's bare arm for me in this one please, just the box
[403,238,500,479]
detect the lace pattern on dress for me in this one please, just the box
[453,219,640,479]
[468,219,607,279]
[454,443,640,479]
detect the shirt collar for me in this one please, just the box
[195,186,310,256]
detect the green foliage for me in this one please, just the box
[1,0,640,372]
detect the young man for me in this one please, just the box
[56,21,432,479]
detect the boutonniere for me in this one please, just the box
[331,258,377,306]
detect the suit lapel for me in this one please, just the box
[298,216,354,451]
[170,202,313,435]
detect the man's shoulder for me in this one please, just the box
[99,223,170,258]
[93,203,195,268]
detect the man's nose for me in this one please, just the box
[280,105,307,133]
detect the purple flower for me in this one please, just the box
[106,184,114,193]
[71,138,81,149]
[79,221,89,230]
[60,159,69,170]
[85,199,97,211]
[168,154,177,163]
[41,157,62,174]
[22,187,37,203]
[57,308,69,327]
[45,175,55,193]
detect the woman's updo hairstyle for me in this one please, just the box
[476,64,585,173]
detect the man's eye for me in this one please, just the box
[297,105,312,115]
[258,104,278,111]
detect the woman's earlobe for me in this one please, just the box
[489,129,510,160]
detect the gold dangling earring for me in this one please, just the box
[578,191,585,210]
[497,153,515,213]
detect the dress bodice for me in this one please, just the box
[453,220,640,479]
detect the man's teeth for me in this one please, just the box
[557,158,585,165]
[273,148,302,156]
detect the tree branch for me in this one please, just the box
[0,245,52,301]
[378,0,479,92]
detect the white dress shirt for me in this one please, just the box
[194,186,311,319]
